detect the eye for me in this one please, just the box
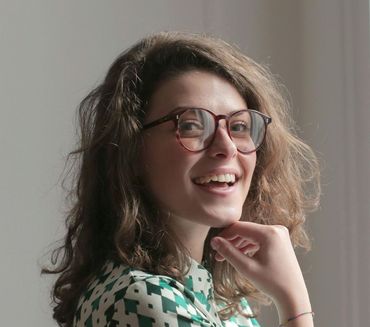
[179,120,202,130]
[230,121,250,134]
[178,120,204,137]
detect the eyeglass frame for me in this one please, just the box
[142,107,272,154]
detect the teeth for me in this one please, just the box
[195,174,236,185]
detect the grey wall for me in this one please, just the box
[298,1,370,326]
[0,1,369,326]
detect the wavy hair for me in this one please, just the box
[42,31,320,326]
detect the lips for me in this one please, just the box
[193,173,237,185]
[192,171,240,195]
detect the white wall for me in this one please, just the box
[0,1,368,326]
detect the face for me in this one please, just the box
[140,70,256,231]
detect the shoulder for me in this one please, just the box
[74,261,215,327]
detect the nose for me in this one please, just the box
[206,120,237,159]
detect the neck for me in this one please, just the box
[167,214,210,263]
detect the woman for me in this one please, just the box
[43,32,320,326]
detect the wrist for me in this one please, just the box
[279,311,314,327]
[273,290,312,324]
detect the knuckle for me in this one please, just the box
[266,225,289,238]
[276,225,289,234]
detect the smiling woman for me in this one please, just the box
[42,32,320,327]
[140,70,258,239]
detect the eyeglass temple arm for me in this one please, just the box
[142,113,179,130]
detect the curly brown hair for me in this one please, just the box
[42,31,320,326]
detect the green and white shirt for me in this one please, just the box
[74,259,260,327]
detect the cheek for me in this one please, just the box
[241,153,257,194]
[243,153,257,177]
[250,154,257,176]
[140,142,193,196]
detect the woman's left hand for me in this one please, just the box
[210,221,312,324]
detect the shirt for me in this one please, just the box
[73,259,261,327]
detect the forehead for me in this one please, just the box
[145,70,247,121]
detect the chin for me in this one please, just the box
[212,218,240,228]
[202,208,242,228]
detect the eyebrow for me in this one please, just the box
[168,106,249,115]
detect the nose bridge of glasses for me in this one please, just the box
[211,115,237,150]
[214,114,232,135]
[215,114,228,124]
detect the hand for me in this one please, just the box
[210,221,312,322]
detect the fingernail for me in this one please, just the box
[211,237,220,251]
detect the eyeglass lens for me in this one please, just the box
[177,109,266,152]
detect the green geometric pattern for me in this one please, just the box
[73,259,260,327]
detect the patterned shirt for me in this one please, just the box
[74,259,261,327]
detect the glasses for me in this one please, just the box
[143,107,272,154]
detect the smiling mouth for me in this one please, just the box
[193,173,238,187]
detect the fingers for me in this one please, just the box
[239,242,260,256]
[210,236,258,273]
[218,221,290,246]
[212,222,265,263]
[214,242,259,261]
[228,236,259,255]
[218,221,267,242]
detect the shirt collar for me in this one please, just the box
[184,258,215,308]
